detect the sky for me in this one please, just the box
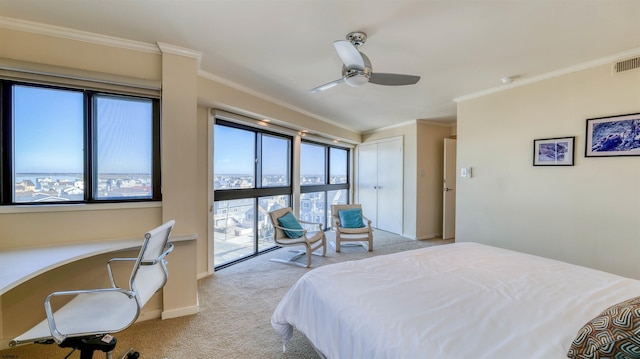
[13,85,152,174]
[214,124,347,177]
[12,84,343,178]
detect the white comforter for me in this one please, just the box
[271,242,640,359]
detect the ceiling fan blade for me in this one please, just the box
[309,78,346,93]
[369,73,420,86]
[333,40,365,70]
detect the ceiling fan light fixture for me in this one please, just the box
[345,74,369,87]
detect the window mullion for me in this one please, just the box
[1,83,12,204]
[256,133,262,188]
[85,91,94,202]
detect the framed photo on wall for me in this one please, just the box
[533,136,575,166]
[585,113,640,157]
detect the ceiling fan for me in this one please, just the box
[310,31,420,93]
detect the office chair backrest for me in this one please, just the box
[130,220,175,306]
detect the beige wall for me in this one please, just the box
[416,122,453,239]
[0,22,364,346]
[197,76,361,144]
[0,28,164,250]
[456,64,640,279]
[0,26,203,345]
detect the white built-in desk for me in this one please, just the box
[0,239,144,296]
[0,234,199,348]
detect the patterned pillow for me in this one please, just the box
[567,296,640,359]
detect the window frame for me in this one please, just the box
[299,140,350,229]
[213,119,293,270]
[213,120,293,201]
[0,80,161,205]
[300,140,350,194]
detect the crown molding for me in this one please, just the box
[455,47,640,103]
[156,42,202,64]
[198,69,360,134]
[0,16,160,54]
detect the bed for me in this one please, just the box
[271,242,640,358]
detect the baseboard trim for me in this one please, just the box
[161,305,199,320]
[137,309,162,322]
[0,338,12,350]
[412,233,441,240]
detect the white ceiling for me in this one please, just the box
[1,0,640,132]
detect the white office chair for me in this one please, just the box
[10,220,176,359]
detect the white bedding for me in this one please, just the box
[271,242,640,359]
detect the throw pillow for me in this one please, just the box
[277,212,304,239]
[338,208,365,229]
[567,296,640,359]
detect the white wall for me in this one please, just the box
[456,63,640,279]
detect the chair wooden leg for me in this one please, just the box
[368,232,373,251]
[322,236,327,256]
[306,247,312,268]
[336,233,341,252]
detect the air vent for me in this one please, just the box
[613,56,640,74]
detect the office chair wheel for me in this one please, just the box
[118,348,139,359]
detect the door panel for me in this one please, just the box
[357,143,378,227]
[376,139,403,234]
[442,138,457,239]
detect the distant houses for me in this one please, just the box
[14,174,151,202]
[213,173,347,242]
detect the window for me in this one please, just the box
[300,141,350,229]
[94,94,155,200]
[1,82,161,204]
[213,120,292,269]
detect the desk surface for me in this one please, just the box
[0,239,144,296]
[0,234,194,296]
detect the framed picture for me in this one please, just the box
[533,136,575,166]
[586,113,640,157]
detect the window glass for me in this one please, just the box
[300,191,326,229]
[13,85,84,202]
[329,147,348,184]
[257,195,290,251]
[95,95,153,199]
[213,125,255,189]
[261,134,290,187]
[300,142,325,185]
[327,189,348,228]
[213,199,255,266]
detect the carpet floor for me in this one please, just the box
[1,231,453,359]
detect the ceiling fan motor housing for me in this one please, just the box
[342,52,372,86]
[346,31,367,47]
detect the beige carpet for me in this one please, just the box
[1,231,452,359]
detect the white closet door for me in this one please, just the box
[376,139,403,234]
[357,143,379,227]
[357,138,403,234]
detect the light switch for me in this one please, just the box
[461,167,472,178]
